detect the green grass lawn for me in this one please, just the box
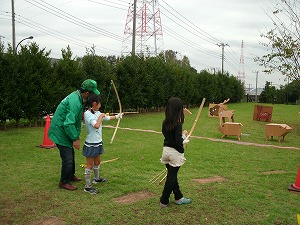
[0,102,299,224]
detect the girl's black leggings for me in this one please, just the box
[160,163,183,205]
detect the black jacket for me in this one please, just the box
[162,123,184,153]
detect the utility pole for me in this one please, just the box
[247,84,252,102]
[286,77,289,104]
[11,0,16,53]
[217,43,229,74]
[131,0,137,56]
[253,71,259,102]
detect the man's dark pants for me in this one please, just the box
[56,144,75,184]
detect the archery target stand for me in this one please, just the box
[253,105,273,122]
[265,123,292,142]
[218,122,243,140]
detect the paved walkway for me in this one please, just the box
[103,125,300,151]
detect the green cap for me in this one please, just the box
[81,79,100,95]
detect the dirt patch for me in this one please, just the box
[261,170,287,175]
[113,190,157,204]
[26,217,65,225]
[193,176,227,184]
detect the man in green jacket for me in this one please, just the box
[49,79,100,191]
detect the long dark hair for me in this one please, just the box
[87,93,101,114]
[163,97,184,131]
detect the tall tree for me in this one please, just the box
[255,0,300,83]
[0,43,15,129]
[284,80,300,103]
[259,81,277,103]
[80,47,115,108]
[164,50,177,63]
[115,55,148,110]
[17,43,52,125]
[52,45,83,104]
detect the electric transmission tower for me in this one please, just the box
[122,0,164,57]
[237,40,245,84]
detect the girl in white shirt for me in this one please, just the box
[83,93,122,194]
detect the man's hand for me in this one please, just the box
[73,139,80,149]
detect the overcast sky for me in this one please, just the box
[0,0,288,90]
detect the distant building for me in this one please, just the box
[49,58,60,65]
[244,87,264,102]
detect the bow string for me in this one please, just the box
[110,80,122,144]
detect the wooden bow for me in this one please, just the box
[110,80,122,144]
[184,98,206,147]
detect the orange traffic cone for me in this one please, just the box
[288,166,300,193]
[38,115,55,149]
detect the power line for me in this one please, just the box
[17,14,120,55]
[1,11,120,56]
[158,0,249,74]
[163,25,219,57]
[87,0,129,10]
[160,0,221,44]
[24,0,124,42]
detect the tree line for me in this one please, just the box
[0,43,245,128]
[259,81,300,104]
